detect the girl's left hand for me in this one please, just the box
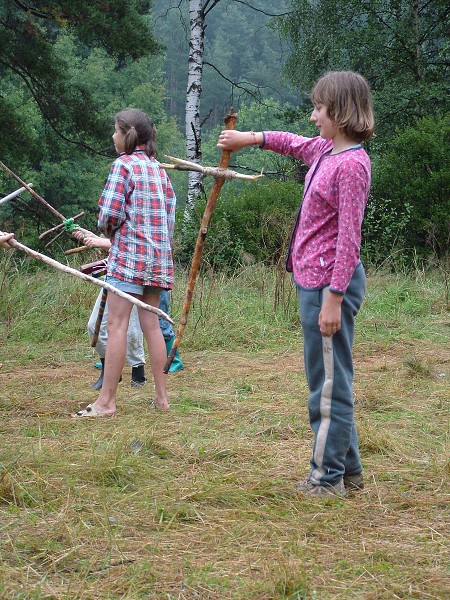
[318,292,343,336]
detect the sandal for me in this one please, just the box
[153,400,170,411]
[71,404,114,418]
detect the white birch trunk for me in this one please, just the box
[184,0,205,222]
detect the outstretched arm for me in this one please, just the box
[217,130,263,153]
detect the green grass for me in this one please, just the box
[0,255,449,599]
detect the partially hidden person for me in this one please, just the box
[75,231,184,391]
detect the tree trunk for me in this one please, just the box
[184,0,205,222]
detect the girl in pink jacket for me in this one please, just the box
[218,71,375,497]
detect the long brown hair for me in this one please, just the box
[114,108,157,157]
[311,71,375,142]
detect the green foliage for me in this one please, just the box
[361,196,413,267]
[0,0,162,166]
[176,179,300,270]
[201,97,312,194]
[0,30,183,250]
[0,257,95,343]
[1,0,447,271]
[367,114,450,260]
[278,0,449,138]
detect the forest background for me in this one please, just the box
[0,0,449,269]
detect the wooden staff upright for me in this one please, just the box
[164,108,238,373]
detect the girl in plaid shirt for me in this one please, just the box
[73,109,176,417]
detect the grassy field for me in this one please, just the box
[0,254,449,599]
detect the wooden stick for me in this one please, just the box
[161,156,263,181]
[80,258,108,276]
[44,228,66,248]
[1,234,173,323]
[0,161,65,221]
[39,212,85,240]
[0,162,85,249]
[65,245,90,255]
[164,108,238,373]
[0,184,33,206]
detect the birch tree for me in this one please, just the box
[185,0,207,219]
[183,0,290,221]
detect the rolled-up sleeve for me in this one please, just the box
[97,160,130,239]
[161,168,176,241]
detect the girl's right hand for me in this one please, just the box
[217,130,261,153]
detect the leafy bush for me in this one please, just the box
[367,114,450,261]
[362,195,413,267]
[175,179,301,271]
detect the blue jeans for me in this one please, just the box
[297,263,366,485]
[158,290,175,341]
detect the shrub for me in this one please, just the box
[174,179,301,271]
[362,195,413,267]
[367,114,450,261]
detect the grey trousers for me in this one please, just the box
[297,263,366,486]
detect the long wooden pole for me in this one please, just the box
[0,161,65,221]
[164,108,237,373]
[2,234,173,323]
[0,184,33,206]
[0,162,85,247]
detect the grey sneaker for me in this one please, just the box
[295,478,346,498]
[131,379,147,388]
[343,472,364,491]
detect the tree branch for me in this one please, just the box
[231,0,292,18]
[204,61,263,102]
[3,61,112,157]
[12,0,53,20]
[202,0,223,19]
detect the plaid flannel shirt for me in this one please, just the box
[98,147,176,288]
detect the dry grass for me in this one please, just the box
[0,268,449,599]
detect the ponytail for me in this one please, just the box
[124,126,139,154]
[115,109,157,157]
